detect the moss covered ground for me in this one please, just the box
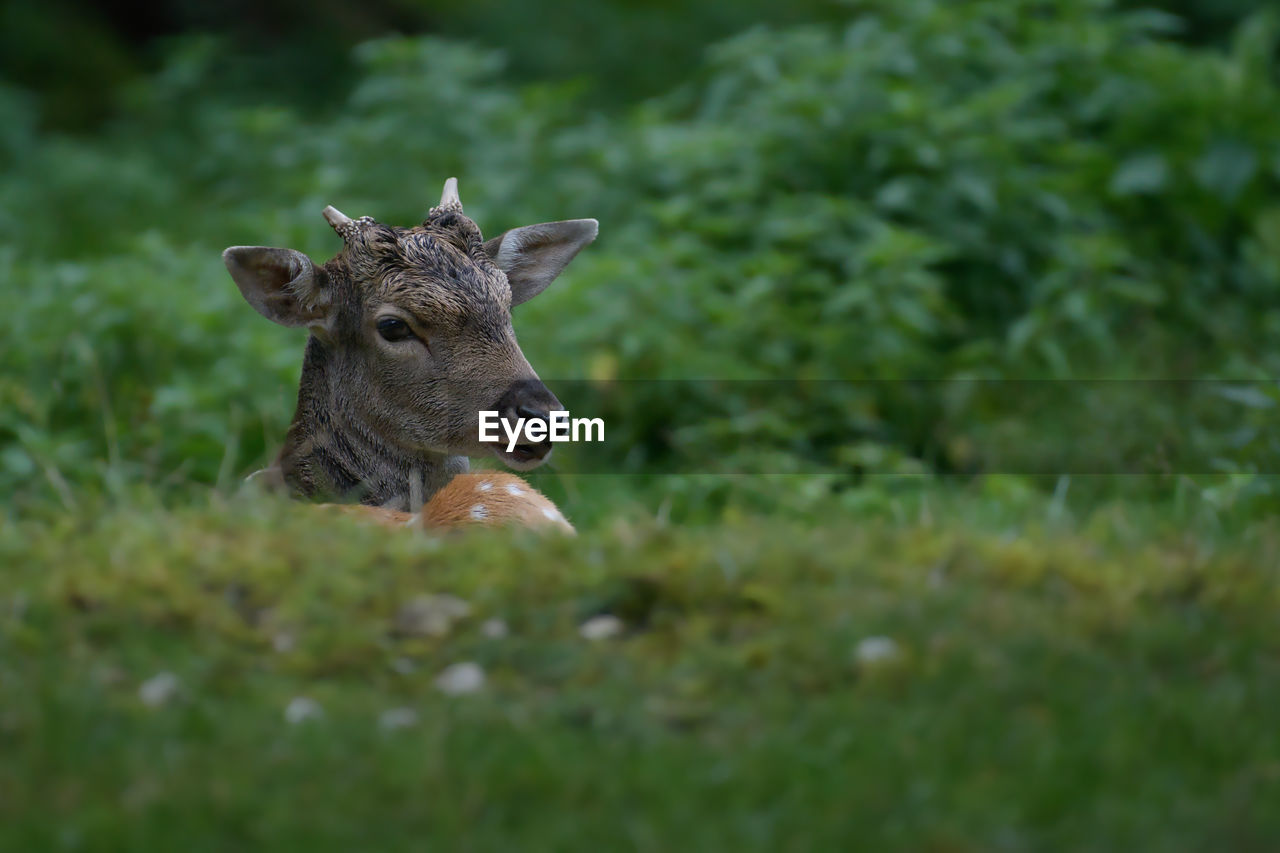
[2,488,1277,850]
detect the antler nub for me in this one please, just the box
[322,205,353,231]
[438,177,462,212]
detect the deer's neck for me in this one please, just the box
[277,336,468,512]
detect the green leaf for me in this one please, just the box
[1195,141,1257,202]
[1109,153,1168,197]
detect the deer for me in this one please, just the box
[223,178,595,534]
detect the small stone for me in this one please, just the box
[395,594,472,637]
[378,707,418,731]
[579,614,624,641]
[481,618,509,638]
[435,662,485,695]
[138,672,180,707]
[95,665,126,687]
[284,696,323,724]
[855,636,899,664]
[390,656,417,675]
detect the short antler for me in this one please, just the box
[322,204,371,241]
[322,205,352,230]
[436,177,462,213]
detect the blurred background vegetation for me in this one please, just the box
[1,0,1278,524]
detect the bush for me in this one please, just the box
[2,0,1278,519]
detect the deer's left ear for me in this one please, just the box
[482,219,598,306]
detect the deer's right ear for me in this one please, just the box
[223,247,330,328]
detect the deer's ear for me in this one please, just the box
[223,247,330,328]
[482,219,598,306]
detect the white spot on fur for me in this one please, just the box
[402,514,420,528]
[505,483,524,496]
[470,504,488,521]
[477,481,492,492]
[542,507,561,522]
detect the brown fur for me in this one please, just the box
[418,471,574,533]
[225,181,597,530]
[325,472,574,535]
[276,207,543,510]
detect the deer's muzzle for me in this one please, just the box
[489,378,564,468]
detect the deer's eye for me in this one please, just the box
[376,317,413,342]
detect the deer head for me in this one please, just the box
[223,178,597,509]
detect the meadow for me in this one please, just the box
[2,0,1279,847]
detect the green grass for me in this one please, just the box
[2,491,1278,850]
[4,3,1279,847]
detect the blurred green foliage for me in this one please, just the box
[3,494,1279,848]
[0,0,1266,131]
[0,0,851,131]
[3,6,1279,839]
[1,0,1279,521]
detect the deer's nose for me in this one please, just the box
[493,379,563,464]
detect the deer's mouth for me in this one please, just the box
[487,441,553,471]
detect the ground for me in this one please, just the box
[2,488,1277,851]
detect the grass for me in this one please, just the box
[2,488,1278,851]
